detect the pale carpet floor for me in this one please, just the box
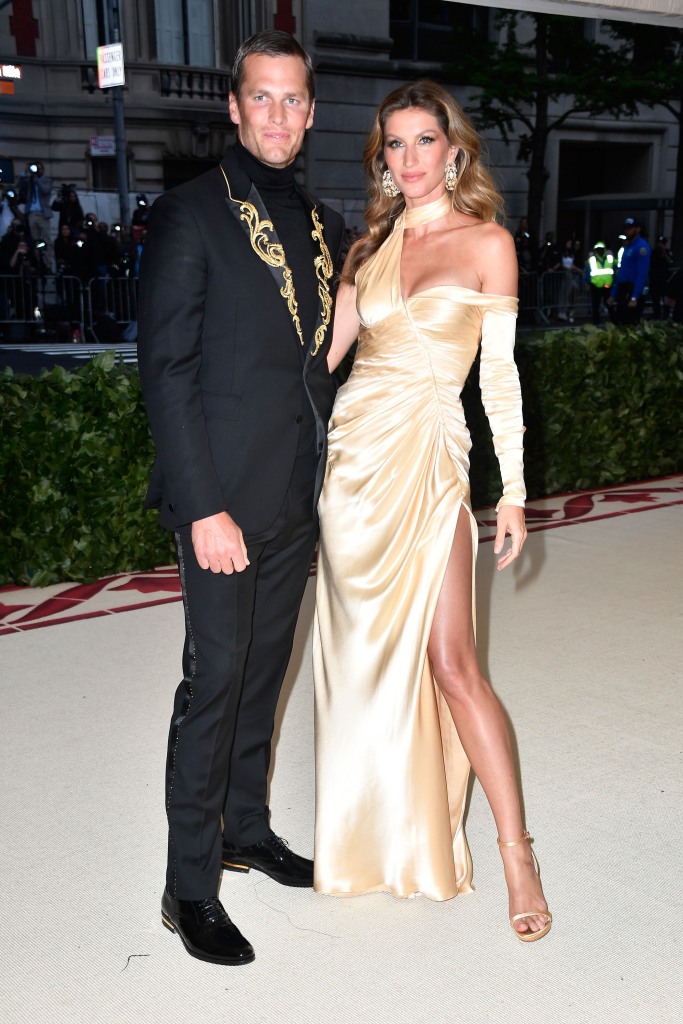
[2,505,681,1023]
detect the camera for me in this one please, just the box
[85,217,95,228]
[29,163,39,174]
[5,188,15,199]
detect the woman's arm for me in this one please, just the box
[480,225,518,297]
[327,280,360,372]
[327,242,363,372]
[478,226,527,569]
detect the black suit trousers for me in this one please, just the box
[610,281,644,326]
[166,453,318,899]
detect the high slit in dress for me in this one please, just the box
[313,194,526,901]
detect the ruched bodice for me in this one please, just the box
[313,199,525,901]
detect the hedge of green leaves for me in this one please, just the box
[2,320,682,587]
[1,351,174,586]
[466,318,683,507]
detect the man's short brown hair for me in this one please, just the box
[231,30,315,102]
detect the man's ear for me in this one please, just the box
[306,99,316,131]
[228,92,240,127]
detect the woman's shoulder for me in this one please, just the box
[476,219,515,249]
[467,222,517,274]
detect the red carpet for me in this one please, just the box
[2,475,681,635]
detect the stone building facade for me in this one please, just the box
[0,0,677,247]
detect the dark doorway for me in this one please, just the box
[557,140,652,250]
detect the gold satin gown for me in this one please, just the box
[313,194,526,901]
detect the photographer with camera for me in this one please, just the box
[0,218,42,322]
[108,223,132,278]
[1,218,38,274]
[17,160,54,269]
[1,187,24,237]
[52,184,85,239]
[54,221,79,277]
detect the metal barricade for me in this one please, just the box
[85,275,139,343]
[538,270,592,323]
[517,271,545,325]
[0,273,85,342]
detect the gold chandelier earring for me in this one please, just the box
[444,161,458,191]
[382,169,401,198]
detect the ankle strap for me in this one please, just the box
[497,830,532,848]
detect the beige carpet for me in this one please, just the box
[2,485,681,1023]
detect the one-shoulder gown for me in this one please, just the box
[313,194,526,901]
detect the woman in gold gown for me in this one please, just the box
[313,82,551,942]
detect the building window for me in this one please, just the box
[389,1,488,63]
[92,157,119,190]
[155,0,216,68]
[82,0,105,60]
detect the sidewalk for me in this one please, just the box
[2,480,682,1023]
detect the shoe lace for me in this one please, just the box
[267,835,290,851]
[195,896,226,925]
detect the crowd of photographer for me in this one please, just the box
[0,161,146,280]
[1,160,150,339]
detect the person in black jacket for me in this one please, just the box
[137,30,344,967]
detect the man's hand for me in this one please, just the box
[191,511,250,575]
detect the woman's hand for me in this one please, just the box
[494,505,527,571]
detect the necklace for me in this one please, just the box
[403,193,453,229]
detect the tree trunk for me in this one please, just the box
[526,15,550,247]
[670,89,683,257]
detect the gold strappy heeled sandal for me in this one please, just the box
[497,831,552,943]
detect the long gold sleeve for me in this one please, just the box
[479,305,526,512]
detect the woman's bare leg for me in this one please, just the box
[428,506,548,936]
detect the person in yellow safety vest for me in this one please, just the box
[584,242,614,325]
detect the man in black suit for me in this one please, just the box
[137,30,344,966]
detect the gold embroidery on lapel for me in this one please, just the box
[221,165,333,355]
[311,207,333,356]
[221,166,303,344]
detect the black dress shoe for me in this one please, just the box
[161,890,255,965]
[222,835,314,887]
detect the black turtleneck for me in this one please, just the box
[232,137,319,454]
[232,138,319,348]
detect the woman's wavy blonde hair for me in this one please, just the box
[343,80,504,284]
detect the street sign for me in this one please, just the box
[97,43,125,89]
[90,135,116,156]
[1,63,21,93]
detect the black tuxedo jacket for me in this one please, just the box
[137,149,345,535]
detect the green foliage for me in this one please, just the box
[604,22,683,118]
[462,12,632,143]
[456,12,681,245]
[465,320,683,508]
[2,324,682,586]
[0,352,174,587]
